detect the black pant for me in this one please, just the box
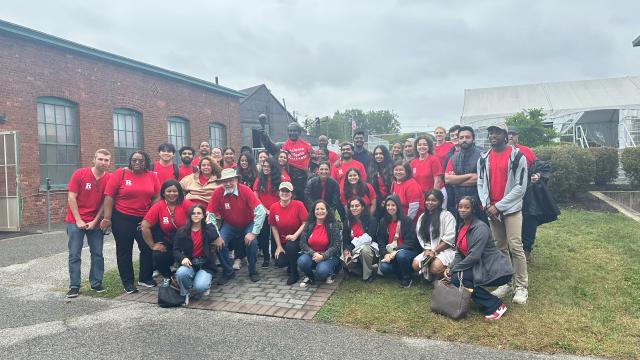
[257,218,271,262]
[153,243,174,278]
[521,214,538,253]
[289,166,308,204]
[451,268,512,315]
[275,240,300,275]
[112,210,153,286]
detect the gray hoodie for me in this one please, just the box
[476,145,528,215]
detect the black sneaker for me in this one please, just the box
[400,279,413,289]
[91,284,106,293]
[66,288,79,298]
[137,279,157,288]
[286,274,299,286]
[249,273,260,282]
[217,272,235,285]
[261,259,270,268]
[124,284,138,294]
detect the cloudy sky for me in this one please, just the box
[3,0,639,131]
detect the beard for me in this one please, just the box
[182,157,193,165]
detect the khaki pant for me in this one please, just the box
[489,211,528,289]
[347,245,376,280]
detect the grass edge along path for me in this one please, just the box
[315,209,640,359]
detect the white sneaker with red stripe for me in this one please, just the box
[484,303,507,321]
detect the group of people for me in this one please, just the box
[66,120,556,320]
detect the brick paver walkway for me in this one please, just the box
[118,263,342,320]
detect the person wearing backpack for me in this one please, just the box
[477,123,529,305]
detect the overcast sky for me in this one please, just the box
[3,0,640,131]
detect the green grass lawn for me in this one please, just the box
[80,261,139,299]
[315,209,640,359]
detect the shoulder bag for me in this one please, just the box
[430,272,471,320]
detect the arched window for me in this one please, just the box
[209,123,226,149]
[168,116,190,149]
[37,97,78,188]
[113,108,143,167]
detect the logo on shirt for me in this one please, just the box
[275,215,280,222]
[85,183,92,190]
[125,180,132,186]
[413,167,417,174]
[162,217,169,224]
[224,203,230,210]
[338,169,343,175]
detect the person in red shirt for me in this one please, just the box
[154,143,177,185]
[433,126,454,166]
[508,130,537,168]
[221,147,238,169]
[410,136,443,193]
[369,145,393,218]
[191,141,211,170]
[101,150,160,294]
[140,179,193,283]
[269,182,308,285]
[277,150,292,182]
[340,168,376,217]
[297,200,342,287]
[310,135,340,174]
[177,146,197,181]
[376,195,420,288]
[65,149,112,298]
[253,156,283,268]
[331,143,367,185]
[237,153,258,188]
[260,122,312,203]
[207,168,266,283]
[173,204,225,304]
[390,161,424,221]
[342,197,378,281]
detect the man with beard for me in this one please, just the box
[444,126,483,218]
[330,142,367,185]
[260,122,312,203]
[352,130,372,170]
[477,123,529,305]
[177,146,197,181]
[192,141,211,167]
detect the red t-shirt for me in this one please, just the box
[207,183,261,229]
[105,168,160,217]
[223,162,238,169]
[178,165,195,181]
[328,150,340,165]
[154,161,175,185]
[434,142,454,166]
[516,145,537,168]
[330,159,367,185]
[456,224,470,257]
[390,178,424,218]
[488,147,512,204]
[281,167,290,182]
[410,156,443,193]
[66,167,111,223]
[350,222,364,239]
[376,173,388,198]
[307,223,329,252]
[282,139,312,170]
[191,228,204,258]
[340,183,376,206]
[253,178,279,210]
[143,199,194,242]
[387,220,403,246]
[268,200,308,244]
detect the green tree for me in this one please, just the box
[505,108,557,147]
[305,109,401,142]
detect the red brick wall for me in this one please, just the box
[0,32,241,227]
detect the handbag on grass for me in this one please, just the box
[430,272,471,320]
[158,282,185,308]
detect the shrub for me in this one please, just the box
[534,144,594,201]
[621,147,640,186]
[589,147,619,185]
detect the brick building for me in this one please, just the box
[0,19,245,229]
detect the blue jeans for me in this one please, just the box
[297,254,339,281]
[67,223,104,288]
[219,222,258,276]
[451,268,512,315]
[175,258,212,297]
[379,249,418,282]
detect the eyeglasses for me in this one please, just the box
[131,159,145,163]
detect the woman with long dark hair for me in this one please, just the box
[238,152,258,188]
[101,150,160,294]
[368,145,393,218]
[342,197,378,282]
[376,195,420,288]
[444,196,513,320]
[412,189,456,281]
[297,200,342,287]
[173,204,225,305]
[180,156,222,207]
[410,136,442,194]
[340,168,376,217]
[253,156,283,267]
[222,147,237,169]
[390,161,424,221]
[277,149,291,182]
[140,179,193,284]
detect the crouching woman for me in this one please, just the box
[445,196,513,320]
[173,204,224,305]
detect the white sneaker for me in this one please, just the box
[233,259,241,270]
[203,288,210,297]
[183,292,190,306]
[512,287,528,304]
[326,276,335,284]
[491,284,513,298]
[300,277,313,288]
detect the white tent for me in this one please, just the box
[460,76,640,149]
